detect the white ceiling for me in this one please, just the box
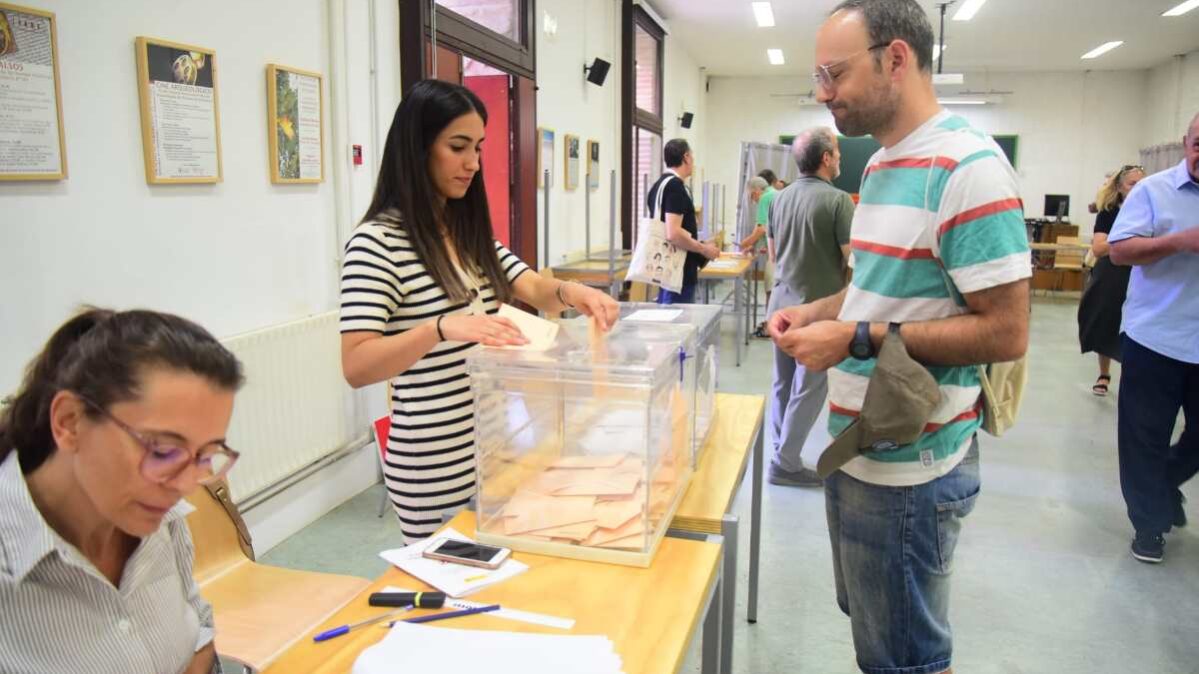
[646,0,1199,76]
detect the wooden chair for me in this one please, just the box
[1054,236,1085,270]
[187,483,371,673]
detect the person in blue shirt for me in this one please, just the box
[1108,110,1199,564]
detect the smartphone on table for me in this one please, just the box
[422,538,511,569]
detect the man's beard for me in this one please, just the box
[829,82,900,139]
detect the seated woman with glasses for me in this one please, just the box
[0,308,243,674]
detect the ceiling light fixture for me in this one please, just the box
[752,2,775,27]
[1081,41,1124,60]
[952,0,988,21]
[1163,0,1199,16]
[767,48,785,65]
[938,98,987,105]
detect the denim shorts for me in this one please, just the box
[824,438,980,674]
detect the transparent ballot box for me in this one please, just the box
[466,317,696,567]
[620,302,722,466]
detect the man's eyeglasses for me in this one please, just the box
[79,395,239,486]
[812,42,892,92]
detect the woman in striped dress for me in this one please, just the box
[340,80,619,542]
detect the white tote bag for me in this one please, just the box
[627,175,687,293]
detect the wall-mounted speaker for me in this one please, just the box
[584,58,610,86]
[679,112,694,129]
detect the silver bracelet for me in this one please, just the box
[556,281,575,308]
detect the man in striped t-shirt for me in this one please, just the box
[768,2,1030,672]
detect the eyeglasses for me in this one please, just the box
[79,395,239,486]
[812,42,892,91]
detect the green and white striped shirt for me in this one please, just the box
[830,111,1031,486]
[0,452,216,673]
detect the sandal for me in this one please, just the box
[753,323,770,339]
[1093,374,1112,397]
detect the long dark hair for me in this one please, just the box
[0,308,244,474]
[361,79,511,304]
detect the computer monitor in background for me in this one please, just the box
[1044,194,1070,221]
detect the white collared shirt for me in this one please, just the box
[0,452,217,674]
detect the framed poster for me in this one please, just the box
[564,134,579,190]
[586,139,599,190]
[537,127,553,188]
[134,36,222,184]
[266,64,323,183]
[0,3,67,180]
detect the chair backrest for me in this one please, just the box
[374,415,390,461]
[185,481,254,585]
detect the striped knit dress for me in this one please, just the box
[339,215,530,541]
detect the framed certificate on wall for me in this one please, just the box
[134,36,222,184]
[586,139,599,190]
[0,3,67,181]
[267,64,323,184]
[564,134,580,191]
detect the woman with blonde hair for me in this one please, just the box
[1077,164,1145,395]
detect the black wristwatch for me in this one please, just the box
[849,321,875,360]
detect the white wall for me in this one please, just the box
[703,69,1150,238]
[1143,49,1199,147]
[535,0,622,265]
[662,32,705,155]
[532,1,711,265]
[1,0,338,395]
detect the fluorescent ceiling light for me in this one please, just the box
[1081,41,1124,60]
[752,2,775,27]
[1163,0,1199,16]
[767,48,785,65]
[952,0,988,21]
[938,99,987,105]
[933,44,946,61]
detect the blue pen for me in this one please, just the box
[313,605,413,642]
[385,603,501,627]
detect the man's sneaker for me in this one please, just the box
[768,461,823,487]
[1131,532,1165,564]
[1175,492,1187,528]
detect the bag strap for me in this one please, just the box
[204,481,256,561]
[652,174,675,220]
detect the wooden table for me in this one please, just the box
[262,511,724,674]
[551,254,631,298]
[668,393,765,674]
[699,255,756,366]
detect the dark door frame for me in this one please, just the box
[397,0,539,266]
[621,1,665,248]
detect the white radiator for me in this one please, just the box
[220,311,358,503]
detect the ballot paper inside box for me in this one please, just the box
[466,317,696,567]
[619,303,722,467]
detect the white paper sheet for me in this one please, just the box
[352,621,624,674]
[493,304,560,351]
[378,528,528,598]
[382,585,576,630]
[706,259,740,270]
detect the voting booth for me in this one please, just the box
[466,316,697,567]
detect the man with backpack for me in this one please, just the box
[768,2,1030,672]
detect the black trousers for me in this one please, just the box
[1118,336,1199,535]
